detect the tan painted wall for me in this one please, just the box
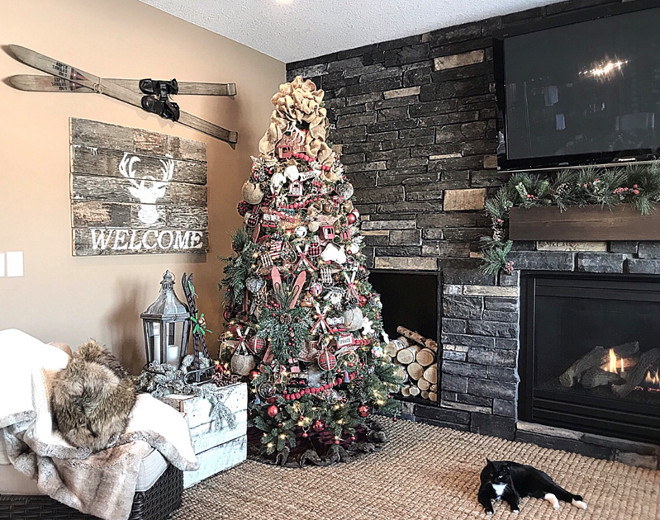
[0,0,284,372]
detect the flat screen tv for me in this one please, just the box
[494,1,660,170]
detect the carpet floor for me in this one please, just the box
[171,418,660,520]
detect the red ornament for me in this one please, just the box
[357,405,369,418]
[317,351,337,371]
[358,295,368,307]
[249,369,260,380]
[312,420,324,432]
[346,212,357,224]
[267,405,279,418]
[302,431,308,438]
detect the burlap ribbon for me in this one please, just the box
[258,76,333,166]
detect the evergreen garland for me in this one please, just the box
[134,356,237,429]
[482,162,660,274]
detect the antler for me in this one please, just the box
[158,154,175,184]
[118,153,144,190]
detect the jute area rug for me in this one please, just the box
[171,418,660,520]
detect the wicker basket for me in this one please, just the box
[0,463,182,520]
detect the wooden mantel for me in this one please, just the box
[508,204,660,241]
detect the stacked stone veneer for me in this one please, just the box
[287,0,660,468]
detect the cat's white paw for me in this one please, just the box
[513,509,519,514]
[572,499,588,510]
[544,493,560,510]
[486,511,493,515]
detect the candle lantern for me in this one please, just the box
[141,270,190,368]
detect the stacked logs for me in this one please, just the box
[383,326,438,402]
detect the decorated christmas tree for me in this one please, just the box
[220,77,401,465]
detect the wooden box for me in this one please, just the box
[160,383,247,488]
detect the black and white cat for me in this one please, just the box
[478,459,587,515]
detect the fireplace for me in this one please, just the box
[519,272,660,445]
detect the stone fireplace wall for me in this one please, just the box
[287,0,660,468]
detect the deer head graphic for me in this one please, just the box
[119,153,174,225]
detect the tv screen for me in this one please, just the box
[496,4,660,170]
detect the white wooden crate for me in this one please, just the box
[160,383,247,488]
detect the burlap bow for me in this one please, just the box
[258,76,333,166]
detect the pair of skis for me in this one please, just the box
[6,44,238,147]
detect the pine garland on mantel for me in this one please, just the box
[481,161,660,275]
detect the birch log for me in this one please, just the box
[416,348,435,367]
[397,345,421,365]
[396,326,438,351]
[407,362,424,381]
[423,365,438,385]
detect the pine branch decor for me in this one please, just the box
[482,162,660,274]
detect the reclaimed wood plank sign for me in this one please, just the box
[70,118,208,255]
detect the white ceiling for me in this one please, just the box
[138,0,566,63]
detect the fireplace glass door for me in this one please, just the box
[519,272,660,444]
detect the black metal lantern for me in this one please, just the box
[141,270,190,368]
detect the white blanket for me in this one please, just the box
[0,329,198,520]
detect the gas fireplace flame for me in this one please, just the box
[608,348,616,373]
[606,348,625,373]
[645,368,660,386]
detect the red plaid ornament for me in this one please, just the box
[248,336,267,354]
[317,350,337,371]
[308,240,322,258]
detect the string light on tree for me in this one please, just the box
[219,76,402,466]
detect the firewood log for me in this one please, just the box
[400,386,411,397]
[383,341,401,358]
[407,362,424,381]
[423,365,437,385]
[428,391,437,402]
[416,348,435,367]
[612,348,660,398]
[421,390,429,400]
[417,378,431,391]
[396,345,420,365]
[396,326,437,351]
[559,341,639,387]
[429,384,437,392]
[396,336,410,348]
[408,386,421,397]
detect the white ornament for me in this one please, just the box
[343,307,364,331]
[284,164,300,181]
[294,225,308,238]
[321,243,347,264]
[361,317,375,336]
[271,170,286,191]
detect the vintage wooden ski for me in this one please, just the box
[7,45,238,146]
[7,74,236,96]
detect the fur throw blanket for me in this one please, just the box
[52,340,136,451]
[0,329,198,520]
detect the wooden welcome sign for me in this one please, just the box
[70,118,209,256]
